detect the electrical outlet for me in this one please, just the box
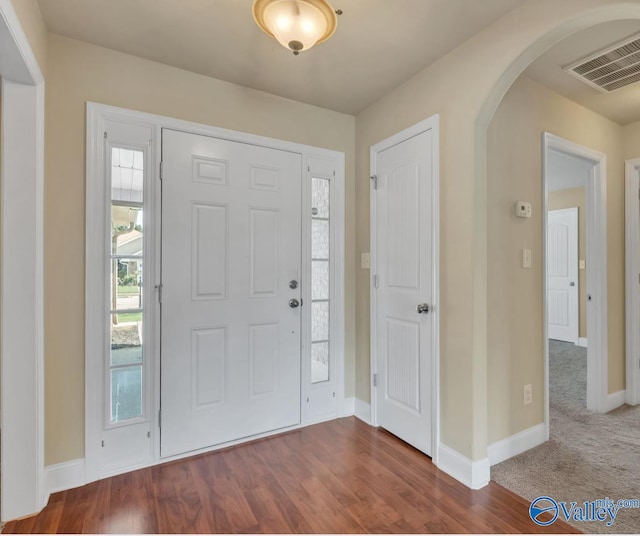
[522,248,532,269]
[361,252,370,269]
[524,384,532,405]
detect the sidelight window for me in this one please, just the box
[311,177,331,383]
[109,148,145,423]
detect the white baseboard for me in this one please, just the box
[44,458,86,503]
[487,423,546,466]
[354,398,371,424]
[605,389,626,412]
[342,396,355,417]
[436,443,489,490]
[576,338,588,348]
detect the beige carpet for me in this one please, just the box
[492,341,640,534]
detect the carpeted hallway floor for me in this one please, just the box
[492,340,640,534]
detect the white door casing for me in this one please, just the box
[87,103,345,487]
[370,116,440,458]
[542,133,608,421]
[160,129,302,458]
[0,0,46,520]
[626,158,640,406]
[547,208,579,344]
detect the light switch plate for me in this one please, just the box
[361,252,370,270]
[579,259,586,270]
[523,248,532,269]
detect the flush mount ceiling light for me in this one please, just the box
[252,0,338,55]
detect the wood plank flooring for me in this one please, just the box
[3,418,579,533]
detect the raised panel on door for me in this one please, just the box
[161,129,302,458]
[191,327,227,408]
[375,129,433,456]
[192,203,228,300]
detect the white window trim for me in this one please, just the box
[86,102,346,483]
[301,154,346,423]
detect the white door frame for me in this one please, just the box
[625,158,640,406]
[86,103,345,482]
[0,0,46,522]
[542,132,608,432]
[369,115,440,464]
[547,207,579,345]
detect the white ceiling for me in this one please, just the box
[525,19,640,126]
[37,0,524,115]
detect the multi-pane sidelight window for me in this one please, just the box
[109,148,144,423]
[311,177,331,383]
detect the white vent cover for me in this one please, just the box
[564,33,640,93]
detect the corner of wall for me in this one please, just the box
[437,443,490,490]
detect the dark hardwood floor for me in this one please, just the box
[3,418,578,534]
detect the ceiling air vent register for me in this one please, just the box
[564,33,640,93]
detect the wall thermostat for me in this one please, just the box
[515,201,532,218]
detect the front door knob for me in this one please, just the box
[417,303,429,314]
[289,299,300,308]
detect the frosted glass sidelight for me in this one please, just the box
[312,260,329,300]
[311,342,329,384]
[312,220,329,259]
[312,301,329,341]
[312,178,330,219]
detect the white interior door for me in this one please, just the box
[373,129,434,456]
[548,208,579,343]
[161,129,302,458]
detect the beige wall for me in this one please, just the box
[354,0,635,460]
[487,75,625,445]
[43,0,640,466]
[624,121,640,160]
[548,188,587,339]
[45,33,356,465]
[10,0,47,73]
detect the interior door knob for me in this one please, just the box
[416,303,429,314]
[289,299,300,308]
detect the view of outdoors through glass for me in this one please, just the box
[110,148,144,422]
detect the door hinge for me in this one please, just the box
[103,132,108,140]
[156,284,163,303]
[159,161,164,180]
[373,373,378,387]
[370,174,378,190]
[101,440,105,447]
[158,409,162,428]
[373,274,379,288]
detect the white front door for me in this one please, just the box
[548,208,579,343]
[373,128,435,456]
[160,129,302,458]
